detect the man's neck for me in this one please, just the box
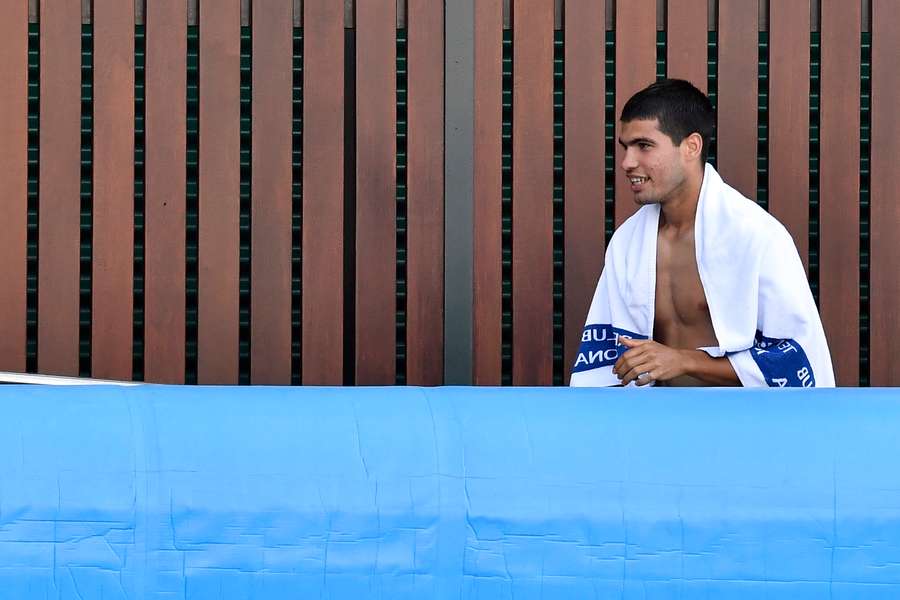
[659,167,704,234]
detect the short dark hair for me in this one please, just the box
[621,79,715,162]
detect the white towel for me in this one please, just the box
[570,163,835,388]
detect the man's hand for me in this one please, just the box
[612,337,741,386]
[612,337,690,386]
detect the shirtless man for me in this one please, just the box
[611,84,738,387]
[572,80,831,388]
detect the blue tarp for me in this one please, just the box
[1,385,900,598]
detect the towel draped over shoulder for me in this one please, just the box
[570,164,835,388]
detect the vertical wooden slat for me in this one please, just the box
[473,0,503,385]
[819,0,860,386]
[563,0,605,382]
[869,0,900,386]
[768,0,810,268]
[93,0,135,380]
[614,0,656,224]
[717,0,758,200]
[302,0,344,384]
[145,0,186,383]
[355,0,396,384]
[198,0,240,383]
[251,0,293,384]
[511,0,554,385]
[0,1,29,372]
[38,0,81,376]
[406,0,444,385]
[666,0,707,92]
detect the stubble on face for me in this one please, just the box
[619,119,687,207]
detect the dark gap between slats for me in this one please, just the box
[604,30,615,246]
[343,28,357,385]
[292,26,303,384]
[79,23,94,377]
[26,24,39,373]
[396,28,408,385]
[656,29,666,81]
[501,28,512,385]
[134,23,146,381]
[707,29,718,169]
[553,29,564,386]
[809,32,820,306]
[239,25,252,384]
[859,31,871,387]
[185,24,199,384]
[757,31,769,211]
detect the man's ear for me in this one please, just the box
[682,132,703,161]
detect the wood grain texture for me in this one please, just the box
[512,0,554,385]
[198,0,240,383]
[716,0,758,200]
[302,0,344,384]
[768,0,810,269]
[666,0,707,92]
[614,0,656,224]
[145,0,186,383]
[473,0,503,385]
[563,0,605,382]
[0,1,28,372]
[869,0,900,385]
[38,0,82,376]
[406,0,444,385]
[355,0,397,384]
[251,0,294,384]
[92,0,135,380]
[819,0,860,386]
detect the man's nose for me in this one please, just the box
[621,148,637,171]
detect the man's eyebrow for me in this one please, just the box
[618,136,656,148]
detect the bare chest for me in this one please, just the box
[653,231,718,348]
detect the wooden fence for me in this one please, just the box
[0,0,897,386]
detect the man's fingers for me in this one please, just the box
[620,360,653,385]
[634,371,655,386]
[624,368,654,386]
[614,338,651,373]
[613,346,648,375]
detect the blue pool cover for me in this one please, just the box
[1,385,900,599]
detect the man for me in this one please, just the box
[570,79,834,387]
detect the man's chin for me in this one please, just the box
[633,195,659,206]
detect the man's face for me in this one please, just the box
[618,118,688,206]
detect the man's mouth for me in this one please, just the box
[629,176,648,190]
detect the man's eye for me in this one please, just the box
[638,143,651,150]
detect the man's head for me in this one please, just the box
[618,79,715,206]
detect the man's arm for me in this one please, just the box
[612,337,740,386]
